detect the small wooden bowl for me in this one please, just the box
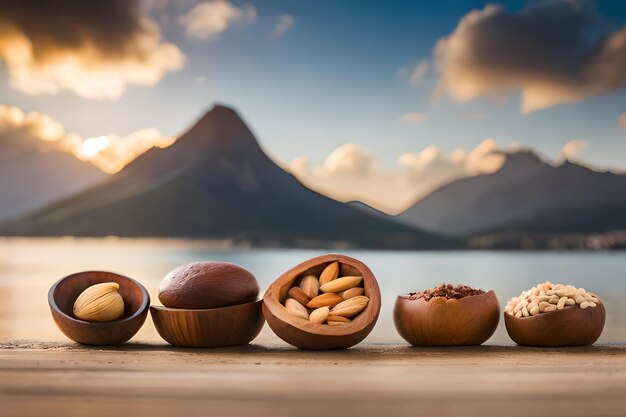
[48,271,150,345]
[150,300,264,347]
[504,300,606,347]
[393,291,500,346]
[262,254,381,350]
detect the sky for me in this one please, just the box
[1,0,626,213]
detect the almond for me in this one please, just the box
[339,287,364,300]
[320,276,362,293]
[285,298,309,320]
[327,315,350,323]
[300,275,319,298]
[319,261,339,285]
[327,321,345,326]
[288,287,311,306]
[329,295,369,318]
[309,306,330,324]
[73,282,125,322]
[307,293,343,309]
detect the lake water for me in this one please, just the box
[1,237,624,344]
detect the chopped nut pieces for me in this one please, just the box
[408,284,485,301]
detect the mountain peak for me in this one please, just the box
[182,103,259,152]
[498,149,549,174]
[201,103,239,119]
[115,104,262,177]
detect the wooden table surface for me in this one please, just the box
[1,340,625,417]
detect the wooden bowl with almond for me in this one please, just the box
[48,271,150,345]
[262,254,381,350]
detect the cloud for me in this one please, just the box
[288,140,506,214]
[322,144,375,176]
[560,139,588,162]
[400,112,428,123]
[398,139,505,176]
[0,106,173,173]
[179,1,256,40]
[0,0,185,100]
[78,129,175,173]
[398,59,429,85]
[409,60,429,85]
[433,0,626,112]
[273,14,295,38]
[619,113,626,128]
[0,106,70,152]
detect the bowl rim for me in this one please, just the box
[48,270,150,325]
[263,253,381,337]
[503,298,604,321]
[396,289,497,304]
[150,299,263,313]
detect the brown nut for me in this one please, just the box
[158,262,259,309]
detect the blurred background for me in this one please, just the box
[0,0,625,343]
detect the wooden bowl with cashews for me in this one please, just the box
[504,282,606,347]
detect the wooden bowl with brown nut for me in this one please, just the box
[504,282,606,347]
[150,300,264,347]
[262,254,381,350]
[150,261,265,347]
[48,271,150,345]
[393,285,500,346]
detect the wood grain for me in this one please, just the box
[1,341,625,417]
[505,300,606,346]
[262,254,381,350]
[150,300,264,347]
[48,271,150,345]
[393,291,500,346]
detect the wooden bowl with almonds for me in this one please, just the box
[262,254,381,350]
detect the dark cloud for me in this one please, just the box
[0,0,184,99]
[434,0,626,112]
[0,1,143,59]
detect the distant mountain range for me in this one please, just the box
[397,150,626,239]
[0,132,107,221]
[3,105,625,250]
[0,105,453,249]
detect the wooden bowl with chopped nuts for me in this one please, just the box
[48,271,150,345]
[262,254,381,350]
[504,282,606,347]
[393,284,500,346]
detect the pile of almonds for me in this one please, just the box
[283,261,369,325]
[505,282,599,318]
